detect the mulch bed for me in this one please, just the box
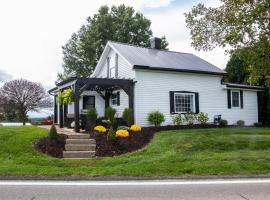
[92,124,219,157]
[33,134,67,158]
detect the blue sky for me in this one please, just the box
[0,0,226,118]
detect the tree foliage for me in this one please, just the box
[185,0,270,86]
[59,5,169,80]
[0,79,52,125]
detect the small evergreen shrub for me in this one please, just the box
[197,112,209,124]
[254,122,263,127]
[107,126,116,142]
[183,112,197,125]
[87,107,98,131]
[105,106,116,125]
[147,111,165,127]
[236,120,245,127]
[122,108,133,126]
[49,124,57,139]
[219,119,228,127]
[172,114,182,125]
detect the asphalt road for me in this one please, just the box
[1,179,270,200]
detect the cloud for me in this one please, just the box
[0,69,12,82]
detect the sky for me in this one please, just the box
[0,0,228,117]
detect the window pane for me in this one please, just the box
[175,93,194,113]
[83,96,95,109]
[232,92,239,107]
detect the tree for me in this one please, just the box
[59,4,169,80]
[0,79,52,125]
[185,0,270,86]
[225,50,249,84]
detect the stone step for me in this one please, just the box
[65,144,96,151]
[67,134,90,139]
[66,139,96,145]
[63,151,96,158]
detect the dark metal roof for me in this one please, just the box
[225,83,265,90]
[110,41,226,75]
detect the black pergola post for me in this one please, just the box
[54,95,58,124]
[74,83,80,133]
[128,84,135,124]
[59,104,63,128]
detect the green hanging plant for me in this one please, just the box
[56,89,75,106]
[56,91,65,106]
[63,88,75,105]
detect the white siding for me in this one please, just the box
[96,48,135,79]
[134,70,258,126]
[68,91,105,117]
[110,89,129,117]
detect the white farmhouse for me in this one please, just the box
[49,38,264,132]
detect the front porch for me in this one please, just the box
[49,77,135,133]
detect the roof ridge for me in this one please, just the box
[108,40,194,55]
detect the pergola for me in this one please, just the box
[49,77,135,133]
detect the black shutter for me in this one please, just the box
[227,89,231,109]
[117,91,120,106]
[195,93,199,113]
[169,91,174,114]
[240,90,243,108]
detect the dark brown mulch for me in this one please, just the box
[92,124,219,157]
[34,134,67,158]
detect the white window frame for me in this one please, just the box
[110,67,115,78]
[174,92,195,113]
[231,90,240,108]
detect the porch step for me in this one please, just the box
[67,134,90,139]
[65,144,96,151]
[63,151,96,158]
[66,139,96,145]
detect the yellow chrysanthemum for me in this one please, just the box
[130,124,142,132]
[116,130,129,138]
[94,125,107,133]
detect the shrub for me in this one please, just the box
[183,112,197,125]
[219,119,228,127]
[197,112,209,124]
[236,120,245,127]
[49,124,57,139]
[254,122,263,127]
[87,108,98,131]
[94,125,107,133]
[172,114,182,125]
[117,126,130,130]
[107,126,116,142]
[130,124,142,132]
[122,108,133,126]
[116,129,129,138]
[105,106,116,125]
[147,111,165,127]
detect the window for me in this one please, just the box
[83,96,95,110]
[174,93,195,113]
[231,91,240,107]
[111,92,120,106]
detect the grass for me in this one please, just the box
[1,126,270,177]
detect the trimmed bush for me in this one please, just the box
[236,120,245,127]
[122,108,133,126]
[105,106,116,125]
[172,114,182,125]
[147,111,165,127]
[197,112,209,124]
[183,112,197,125]
[87,107,98,131]
[107,126,116,142]
[254,122,263,127]
[219,119,228,127]
[49,124,57,139]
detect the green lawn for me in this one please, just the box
[1,126,270,177]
